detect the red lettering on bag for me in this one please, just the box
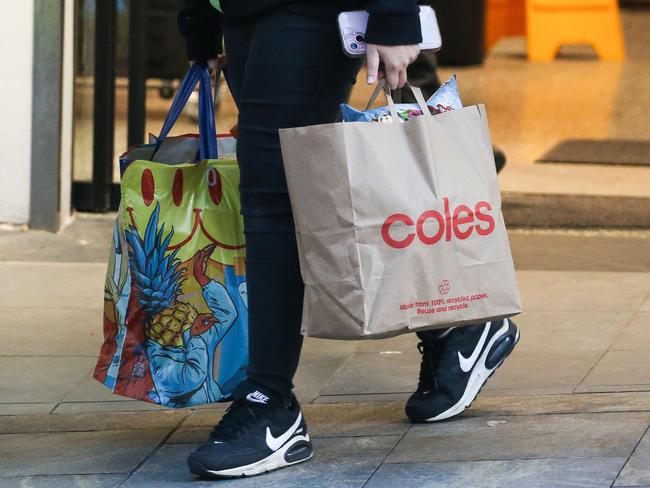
[452,205,474,239]
[444,197,452,242]
[382,199,496,249]
[475,201,496,236]
[416,210,444,245]
[381,213,415,249]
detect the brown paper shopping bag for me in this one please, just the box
[279,84,521,339]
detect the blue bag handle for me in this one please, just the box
[198,66,218,160]
[156,63,218,160]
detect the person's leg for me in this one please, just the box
[222,11,362,400]
[189,9,362,478]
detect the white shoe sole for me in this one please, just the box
[424,320,519,422]
[203,435,312,478]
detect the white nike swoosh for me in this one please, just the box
[265,411,302,452]
[458,323,491,373]
[246,392,268,404]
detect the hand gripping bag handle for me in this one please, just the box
[156,63,218,160]
[364,80,430,121]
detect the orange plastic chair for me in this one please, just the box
[526,0,625,61]
[486,0,526,51]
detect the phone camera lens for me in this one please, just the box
[356,34,365,43]
[350,42,358,50]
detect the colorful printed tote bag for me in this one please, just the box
[94,65,248,407]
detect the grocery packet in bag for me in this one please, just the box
[341,75,463,123]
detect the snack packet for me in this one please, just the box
[341,75,463,123]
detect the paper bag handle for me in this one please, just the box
[365,80,431,122]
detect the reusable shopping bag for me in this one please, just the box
[279,83,521,339]
[94,64,248,407]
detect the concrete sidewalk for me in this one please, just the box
[1,217,650,487]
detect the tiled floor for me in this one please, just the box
[1,215,650,486]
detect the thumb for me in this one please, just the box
[366,45,380,84]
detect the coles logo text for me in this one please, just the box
[381,198,495,249]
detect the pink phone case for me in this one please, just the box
[338,6,442,58]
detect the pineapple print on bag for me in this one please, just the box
[123,202,242,406]
[124,204,197,348]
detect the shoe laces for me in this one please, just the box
[416,340,444,394]
[210,398,268,441]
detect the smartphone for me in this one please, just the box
[338,6,442,58]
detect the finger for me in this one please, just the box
[398,69,407,89]
[366,46,380,84]
[377,69,385,81]
[207,58,220,70]
[386,67,399,91]
[410,48,421,64]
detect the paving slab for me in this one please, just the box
[512,310,633,353]
[124,436,400,487]
[315,392,411,404]
[61,373,132,403]
[316,347,602,399]
[320,351,420,396]
[577,350,650,393]
[0,213,115,264]
[3,306,103,357]
[516,271,649,313]
[467,392,650,417]
[169,402,409,444]
[163,405,229,444]
[293,348,352,404]
[0,356,95,403]
[482,350,603,395]
[53,400,166,414]
[0,474,126,488]
[0,262,105,309]
[366,457,627,488]
[0,429,170,476]
[640,296,650,313]
[509,230,650,273]
[179,392,650,418]
[616,427,650,486]
[0,403,55,416]
[0,410,187,435]
[303,402,411,438]
[611,313,650,351]
[386,412,650,463]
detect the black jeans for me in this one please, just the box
[222,9,363,398]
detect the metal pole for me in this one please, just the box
[128,0,147,147]
[92,0,117,211]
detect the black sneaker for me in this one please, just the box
[187,386,313,478]
[406,318,519,423]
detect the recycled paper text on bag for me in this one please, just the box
[279,85,522,339]
[93,64,249,407]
